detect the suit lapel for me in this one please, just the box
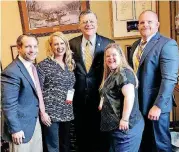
[93,34,102,59]
[76,36,86,74]
[86,34,102,73]
[139,33,160,67]
[15,58,37,94]
[130,40,140,68]
[77,34,102,73]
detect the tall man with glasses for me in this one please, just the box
[70,10,114,152]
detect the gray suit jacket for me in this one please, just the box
[129,32,179,115]
[1,58,40,143]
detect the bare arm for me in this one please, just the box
[119,83,135,130]
[98,97,104,111]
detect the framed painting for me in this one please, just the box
[170,1,179,40]
[10,45,37,64]
[110,1,159,39]
[18,1,89,36]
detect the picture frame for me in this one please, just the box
[125,45,132,61]
[110,1,159,39]
[11,45,19,60]
[18,1,89,36]
[10,45,37,64]
[0,60,2,72]
[170,1,179,40]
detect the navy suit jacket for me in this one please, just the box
[129,32,179,115]
[1,58,40,143]
[69,34,114,110]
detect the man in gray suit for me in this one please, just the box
[69,10,114,152]
[1,34,50,152]
[129,10,179,151]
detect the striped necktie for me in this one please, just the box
[134,41,147,73]
[85,41,92,72]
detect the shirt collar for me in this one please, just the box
[82,34,96,46]
[18,55,33,69]
[141,32,157,44]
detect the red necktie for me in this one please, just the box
[31,64,45,114]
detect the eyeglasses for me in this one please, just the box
[80,20,96,25]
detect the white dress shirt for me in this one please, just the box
[81,34,96,62]
[18,55,36,87]
[132,32,157,68]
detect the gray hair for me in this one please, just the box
[79,9,97,21]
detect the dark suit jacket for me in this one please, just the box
[69,34,114,111]
[129,32,179,115]
[1,58,40,143]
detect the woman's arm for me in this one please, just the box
[98,97,104,111]
[119,83,135,130]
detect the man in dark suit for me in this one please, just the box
[129,10,179,152]
[69,10,114,152]
[1,34,50,152]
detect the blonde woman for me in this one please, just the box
[99,43,144,152]
[37,32,75,152]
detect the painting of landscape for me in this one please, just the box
[26,1,81,29]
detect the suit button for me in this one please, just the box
[35,116,37,118]
[36,105,39,107]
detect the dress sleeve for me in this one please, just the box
[118,68,136,88]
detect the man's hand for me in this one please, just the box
[40,112,51,126]
[148,105,161,121]
[12,130,25,145]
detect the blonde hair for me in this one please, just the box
[100,43,138,89]
[46,32,75,71]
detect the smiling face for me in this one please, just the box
[79,13,98,40]
[105,47,121,70]
[138,11,159,40]
[18,36,38,62]
[51,36,66,58]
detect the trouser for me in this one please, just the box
[9,118,42,152]
[44,121,71,152]
[110,118,144,152]
[140,113,172,152]
[74,104,103,152]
